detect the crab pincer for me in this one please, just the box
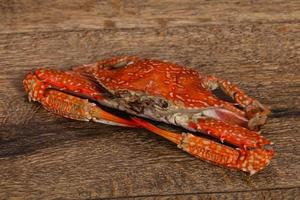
[132,117,274,175]
[23,70,137,127]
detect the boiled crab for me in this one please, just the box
[23,56,274,174]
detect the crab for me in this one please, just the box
[23,56,274,175]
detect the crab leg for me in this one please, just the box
[189,118,271,149]
[23,72,137,127]
[203,75,270,130]
[132,118,274,175]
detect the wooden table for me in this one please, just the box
[0,1,299,199]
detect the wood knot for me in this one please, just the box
[103,20,116,29]
[156,18,169,36]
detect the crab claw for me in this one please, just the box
[23,72,48,102]
[41,90,137,127]
[204,76,270,130]
[245,100,271,130]
[34,68,104,100]
[233,148,274,175]
[23,71,137,127]
[132,117,274,174]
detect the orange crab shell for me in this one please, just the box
[92,57,244,115]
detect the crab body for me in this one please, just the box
[23,56,274,174]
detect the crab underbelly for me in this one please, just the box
[98,94,223,133]
[99,92,248,132]
[120,105,194,132]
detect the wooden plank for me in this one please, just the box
[0,0,299,199]
[0,0,299,34]
[0,24,299,115]
[133,188,300,200]
[0,18,299,199]
[0,116,299,199]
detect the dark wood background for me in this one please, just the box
[0,0,299,199]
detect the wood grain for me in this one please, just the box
[0,0,299,199]
[0,0,300,34]
[134,188,300,200]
